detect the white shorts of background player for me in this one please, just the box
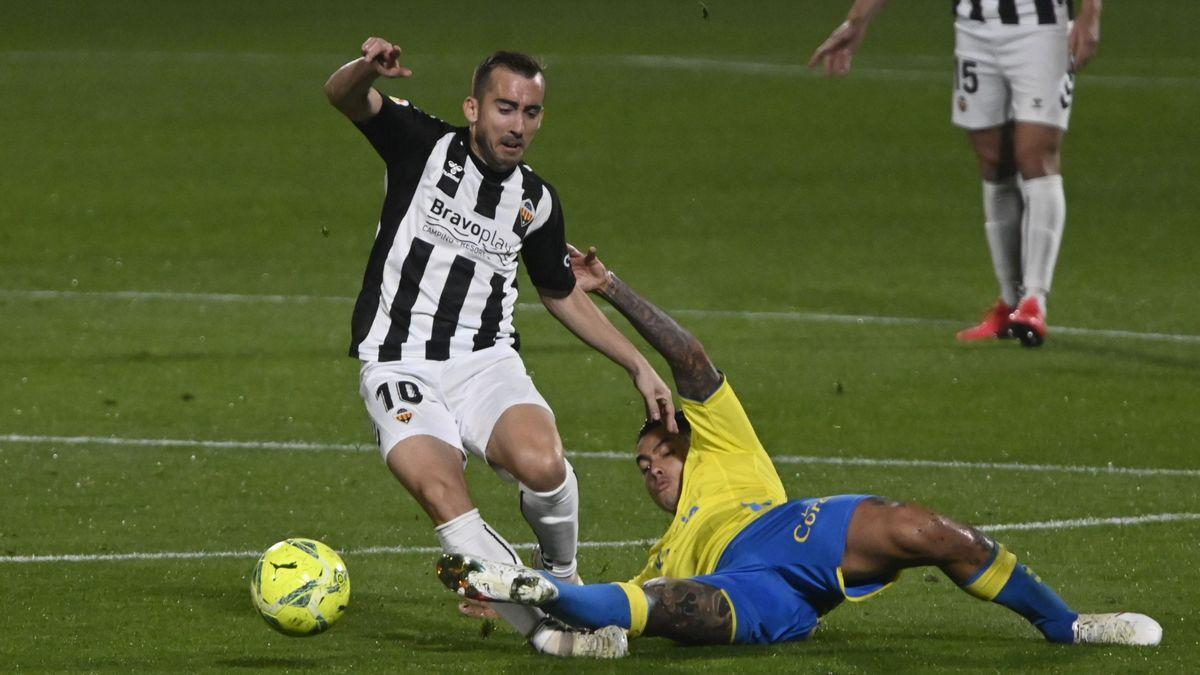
[953,21,1074,132]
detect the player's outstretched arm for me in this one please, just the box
[538,283,678,433]
[808,0,891,77]
[324,37,413,122]
[1070,0,1102,70]
[568,245,721,402]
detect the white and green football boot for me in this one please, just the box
[1073,613,1162,646]
[437,553,559,606]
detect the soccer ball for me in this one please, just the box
[250,538,350,636]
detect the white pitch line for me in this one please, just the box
[3,434,1199,478]
[0,538,660,565]
[766,453,1200,479]
[980,512,1200,533]
[3,288,1198,344]
[2,513,1195,565]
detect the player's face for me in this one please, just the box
[463,67,545,172]
[635,429,689,514]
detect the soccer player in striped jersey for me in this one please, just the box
[324,38,675,658]
[437,245,1161,650]
[810,1,1103,347]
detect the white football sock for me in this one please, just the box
[982,177,1024,308]
[1021,174,1066,314]
[434,509,543,638]
[519,462,579,580]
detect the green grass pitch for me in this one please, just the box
[3,1,1198,671]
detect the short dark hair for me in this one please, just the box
[472,51,544,100]
[637,411,691,440]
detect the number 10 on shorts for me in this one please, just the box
[376,380,424,411]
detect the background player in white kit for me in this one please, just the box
[324,38,674,657]
[810,0,1102,347]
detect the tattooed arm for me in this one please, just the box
[641,578,734,645]
[568,245,722,401]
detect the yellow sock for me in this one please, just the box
[614,582,649,638]
[962,544,1018,601]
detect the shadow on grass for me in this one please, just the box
[623,631,1090,671]
[795,625,1092,671]
[1054,338,1200,374]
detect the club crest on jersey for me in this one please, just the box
[518,199,535,229]
[394,408,413,424]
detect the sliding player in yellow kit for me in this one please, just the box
[437,245,1160,653]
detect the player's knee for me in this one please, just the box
[888,504,992,565]
[410,476,459,506]
[1015,143,1061,178]
[977,154,1020,183]
[974,148,1003,177]
[1016,157,1059,179]
[489,419,565,491]
[406,475,472,522]
[885,504,949,560]
[968,132,1012,181]
[506,446,566,492]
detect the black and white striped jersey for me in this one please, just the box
[347,95,574,362]
[954,0,1074,25]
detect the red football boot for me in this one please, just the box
[1008,297,1047,347]
[956,299,1016,342]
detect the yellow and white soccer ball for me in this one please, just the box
[250,538,350,636]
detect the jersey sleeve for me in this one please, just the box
[520,184,576,292]
[353,95,453,165]
[628,545,664,587]
[681,377,767,458]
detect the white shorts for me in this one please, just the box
[952,21,1075,131]
[359,345,552,464]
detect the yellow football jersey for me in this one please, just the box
[630,378,787,586]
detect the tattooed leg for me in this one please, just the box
[642,578,734,645]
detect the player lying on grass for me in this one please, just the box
[436,244,1161,651]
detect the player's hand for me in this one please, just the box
[457,599,499,620]
[1068,10,1100,71]
[361,37,413,78]
[634,366,678,434]
[567,244,612,294]
[808,20,867,77]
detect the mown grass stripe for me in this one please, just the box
[1,51,1195,89]
[617,54,1200,89]
[4,434,1198,478]
[3,289,1198,344]
[3,514,1195,565]
[0,434,370,453]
